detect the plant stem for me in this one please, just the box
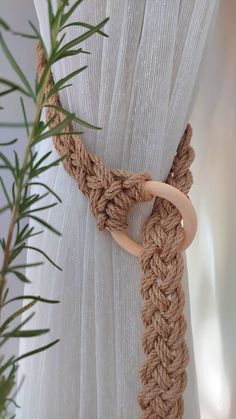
[0,70,51,323]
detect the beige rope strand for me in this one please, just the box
[139,128,194,419]
[36,42,153,232]
[36,42,194,419]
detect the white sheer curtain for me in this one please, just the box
[16,1,217,418]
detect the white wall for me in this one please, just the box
[188,1,236,418]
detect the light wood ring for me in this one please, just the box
[110,180,197,257]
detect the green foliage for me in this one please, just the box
[0,0,109,416]
[0,364,17,419]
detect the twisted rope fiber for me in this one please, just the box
[36,42,194,418]
[138,128,194,419]
[36,43,153,233]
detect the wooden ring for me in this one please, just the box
[110,180,197,257]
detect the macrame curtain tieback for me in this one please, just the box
[111,180,197,257]
[36,41,197,419]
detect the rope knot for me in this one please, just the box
[88,170,153,231]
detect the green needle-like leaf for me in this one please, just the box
[0,87,18,97]
[9,262,43,270]
[0,312,35,349]
[57,82,73,92]
[47,0,54,26]
[0,78,31,97]
[35,59,51,96]
[61,0,84,26]
[3,295,60,307]
[53,47,90,63]
[44,104,101,130]
[0,238,6,250]
[13,151,20,178]
[51,131,83,136]
[9,271,31,284]
[20,97,29,135]
[13,338,60,364]
[47,0,55,49]
[0,356,15,375]
[56,33,66,50]
[15,223,30,245]
[54,0,69,29]
[0,17,10,31]
[0,122,33,128]
[58,17,109,56]
[9,245,25,264]
[0,138,17,147]
[0,33,35,99]
[0,17,37,39]
[32,151,52,170]
[47,65,88,98]
[21,201,58,216]
[2,287,9,303]
[19,193,49,212]
[30,156,65,177]
[5,397,20,409]
[0,300,36,333]
[32,114,74,143]
[0,152,16,180]
[24,245,62,271]
[0,365,17,417]
[0,176,12,207]
[0,204,10,214]
[60,21,108,37]
[28,182,62,203]
[10,31,37,40]
[28,20,48,58]
[2,328,50,338]
[26,215,61,236]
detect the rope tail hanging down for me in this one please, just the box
[138,129,194,419]
[36,41,195,419]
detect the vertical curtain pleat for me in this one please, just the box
[16,1,217,418]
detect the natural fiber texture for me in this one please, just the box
[36,43,153,233]
[36,42,194,418]
[138,127,194,419]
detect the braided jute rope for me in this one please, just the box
[138,130,194,419]
[36,42,194,419]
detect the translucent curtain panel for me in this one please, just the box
[16,1,217,418]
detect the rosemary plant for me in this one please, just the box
[0,1,108,417]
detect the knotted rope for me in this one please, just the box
[36,41,194,419]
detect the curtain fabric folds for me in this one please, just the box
[17,1,217,418]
